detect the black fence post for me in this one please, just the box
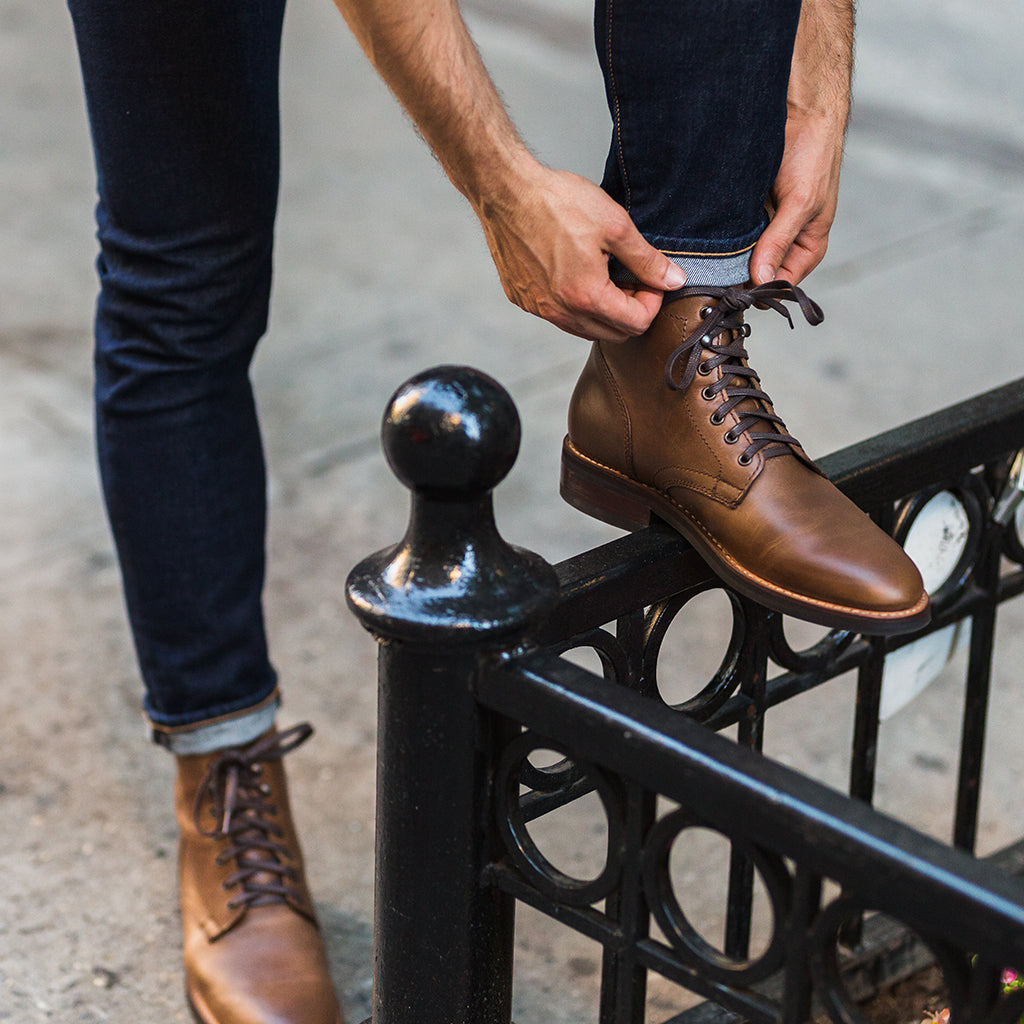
[347,366,559,1024]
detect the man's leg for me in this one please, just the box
[595,0,800,286]
[67,0,343,1020]
[71,0,283,739]
[564,0,929,634]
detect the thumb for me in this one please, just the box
[749,205,805,285]
[609,222,687,291]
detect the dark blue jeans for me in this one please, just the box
[598,1,801,285]
[67,0,799,742]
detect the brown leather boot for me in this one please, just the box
[562,282,929,634]
[175,723,344,1024]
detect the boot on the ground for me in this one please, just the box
[175,722,344,1024]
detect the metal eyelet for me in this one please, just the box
[710,410,725,427]
[738,452,753,466]
[723,430,738,445]
[699,306,713,319]
[701,386,715,401]
[741,323,752,338]
[697,361,711,375]
[700,334,713,347]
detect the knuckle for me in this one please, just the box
[558,281,598,314]
[605,216,632,246]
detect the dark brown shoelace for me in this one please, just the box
[193,722,313,911]
[663,281,824,466]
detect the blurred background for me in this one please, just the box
[1,0,1022,1020]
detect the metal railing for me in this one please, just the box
[347,365,1024,1024]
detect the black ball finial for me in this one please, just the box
[348,365,557,644]
[382,365,520,499]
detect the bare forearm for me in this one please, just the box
[331,0,537,211]
[750,0,854,284]
[330,0,685,339]
[789,0,854,133]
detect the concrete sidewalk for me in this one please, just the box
[1,0,1023,1021]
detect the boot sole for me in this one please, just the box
[188,989,344,1024]
[560,436,930,636]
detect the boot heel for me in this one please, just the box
[560,438,653,531]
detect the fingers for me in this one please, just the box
[593,283,664,342]
[544,281,664,344]
[775,236,825,286]
[750,197,804,285]
[751,205,830,286]
[479,167,677,342]
[606,217,687,292]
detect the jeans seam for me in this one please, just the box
[660,241,757,258]
[607,0,630,210]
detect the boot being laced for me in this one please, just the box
[562,280,929,634]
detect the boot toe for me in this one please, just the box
[727,466,929,629]
[186,907,343,1024]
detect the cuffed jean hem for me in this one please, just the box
[611,245,753,289]
[664,250,751,288]
[148,689,281,754]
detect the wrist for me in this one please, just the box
[458,143,546,221]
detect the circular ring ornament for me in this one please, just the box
[496,732,625,907]
[641,808,791,984]
[809,896,969,1024]
[516,747,586,795]
[552,625,630,688]
[895,482,983,610]
[768,613,856,674]
[643,585,749,721]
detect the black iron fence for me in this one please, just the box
[347,366,1024,1024]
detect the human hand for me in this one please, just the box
[475,163,686,343]
[748,107,844,287]
[749,0,852,287]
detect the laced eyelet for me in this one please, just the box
[741,323,752,338]
[723,430,738,444]
[701,385,715,401]
[699,306,713,319]
[697,361,711,376]
[738,452,753,466]
[709,410,725,427]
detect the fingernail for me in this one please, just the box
[664,264,687,288]
[756,264,775,284]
